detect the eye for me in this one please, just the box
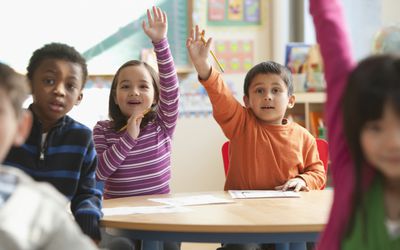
[43,78,55,85]
[119,83,129,89]
[255,88,264,94]
[67,83,78,91]
[272,87,280,94]
[364,122,383,133]
[140,84,150,89]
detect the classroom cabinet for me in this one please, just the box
[287,92,326,138]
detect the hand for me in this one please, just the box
[186,25,212,80]
[142,6,167,43]
[275,178,309,192]
[126,111,145,139]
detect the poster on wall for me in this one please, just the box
[213,39,254,73]
[208,0,260,26]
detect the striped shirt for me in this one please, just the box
[93,38,179,199]
[5,109,102,240]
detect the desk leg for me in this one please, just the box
[276,242,307,250]
[141,240,163,250]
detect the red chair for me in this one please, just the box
[221,141,230,176]
[316,138,329,189]
[221,138,329,189]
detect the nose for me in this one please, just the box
[264,93,272,101]
[129,87,140,96]
[385,129,400,150]
[53,83,66,96]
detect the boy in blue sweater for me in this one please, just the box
[4,43,102,243]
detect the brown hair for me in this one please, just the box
[0,63,30,117]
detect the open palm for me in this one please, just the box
[142,6,167,43]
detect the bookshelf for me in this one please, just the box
[287,92,326,137]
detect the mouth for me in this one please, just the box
[49,101,64,112]
[261,106,275,110]
[127,100,141,105]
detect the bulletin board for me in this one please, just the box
[207,0,261,26]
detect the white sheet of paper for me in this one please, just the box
[102,205,191,216]
[228,190,301,199]
[149,194,234,206]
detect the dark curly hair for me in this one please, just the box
[108,60,160,131]
[243,61,293,97]
[26,42,88,87]
[0,63,29,117]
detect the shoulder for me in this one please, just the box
[1,167,67,207]
[288,122,316,142]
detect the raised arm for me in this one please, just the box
[310,0,357,249]
[143,6,179,137]
[186,26,246,139]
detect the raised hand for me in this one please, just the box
[142,6,167,43]
[186,25,212,80]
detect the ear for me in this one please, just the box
[287,94,296,109]
[243,95,250,108]
[13,110,33,146]
[75,92,83,106]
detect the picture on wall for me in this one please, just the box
[208,0,260,26]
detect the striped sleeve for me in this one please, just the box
[93,122,138,180]
[153,38,179,137]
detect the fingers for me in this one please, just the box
[146,8,153,26]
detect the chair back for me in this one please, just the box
[316,138,329,189]
[221,141,230,176]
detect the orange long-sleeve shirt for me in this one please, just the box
[200,68,326,190]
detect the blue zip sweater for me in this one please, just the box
[5,105,102,240]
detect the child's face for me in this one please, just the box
[30,59,83,125]
[243,73,295,125]
[114,65,156,118]
[361,103,400,181]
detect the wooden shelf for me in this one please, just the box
[294,92,326,103]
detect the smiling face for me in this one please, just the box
[361,103,400,181]
[243,73,295,125]
[30,58,83,131]
[114,65,156,118]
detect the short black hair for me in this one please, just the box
[26,42,88,87]
[0,63,29,117]
[243,61,293,97]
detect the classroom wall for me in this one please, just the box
[170,0,273,192]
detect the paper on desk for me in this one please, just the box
[149,194,234,206]
[228,190,301,199]
[102,205,191,216]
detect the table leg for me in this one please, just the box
[141,240,163,250]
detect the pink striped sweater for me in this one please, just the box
[93,38,179,199]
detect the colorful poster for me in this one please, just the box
[228,0,244,21]
[208,0,225,21]
[244,0,260,23]
[214,40,254,73]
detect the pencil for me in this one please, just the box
[118,108,152,132]
[200,31,225,73]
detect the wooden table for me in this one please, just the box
[101,190,332,250]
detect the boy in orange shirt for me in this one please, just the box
[186,26,325,193]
